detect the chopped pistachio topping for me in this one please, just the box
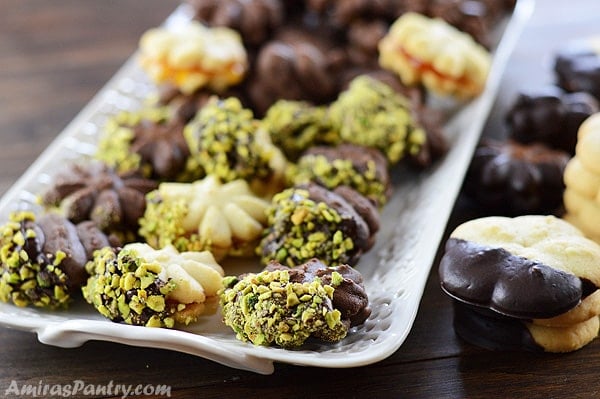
[261,100,340,161]
[138,190,192,253]
[289,154,388,206]
[82,246,177,328]
[139,176,269,257]
[259,188,356,266]
[328,76,426,164]
[0,211,71,309]
[220,269,347,347]
[96,107,170,176]
[183,97,275,183]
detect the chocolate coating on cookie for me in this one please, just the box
[506,86,598,154]
[463,138,569,216]
[452,301,544,352]
[266,258,371,326]
[555,40,600,100]
[440,238,586,319]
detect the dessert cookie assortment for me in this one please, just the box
[439,215,600,352]
[0,0,519,351]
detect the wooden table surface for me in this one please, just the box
[2,1,600,398]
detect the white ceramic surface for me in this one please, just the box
[0,1,534,375]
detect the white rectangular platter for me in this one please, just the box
[0,0,534,374]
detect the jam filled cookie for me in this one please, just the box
[138,21,248,94]
[378,12,491,99]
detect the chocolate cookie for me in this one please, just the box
[220,258,370,347]
[463,138,570,216]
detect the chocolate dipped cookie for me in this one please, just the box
[0,211,113,309]
[439,215,600,352]
[258,183,379,267]
[463,138,570,216]
[220,258,371,347]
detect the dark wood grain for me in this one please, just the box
[2,1,600,398]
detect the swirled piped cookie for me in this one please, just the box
[139,175,270,260]
[83,243,224,328]
[439,215,600,352]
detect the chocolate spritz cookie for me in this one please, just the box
[463,138,570,216]
[83,243,224,328]
[258,183,379,267]
[505,86,598,155]
[96,105,198,181]
[439,215,600,352]
[42,161,158,241]
[554,37,600,100]
[0,211,113,309]
[183,96,287,196]
[187,0,284,48]
[288,143,391,207]
[220,258,371,347]
[329,75,427,165]
[260,100,339,161]
[139,175,270,260]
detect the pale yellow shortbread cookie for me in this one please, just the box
[138,21,248,94]
[378,12,491,99]
[533,290,600,327]
[526,315,599,353]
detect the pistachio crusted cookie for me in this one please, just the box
[261,100,340,161]
[139,176,270,260]
[82,243,224,328]
[96,106,197,181]
[220,258,371,347]
[184,97,286,195]
[289,143,391,207]
[0,211,111,309]
[329,75,427,164]
[258,183,379,267]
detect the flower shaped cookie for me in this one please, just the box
[139,175,270,260]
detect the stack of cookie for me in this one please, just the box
[439,215,600,352]
[563,113,600,244]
